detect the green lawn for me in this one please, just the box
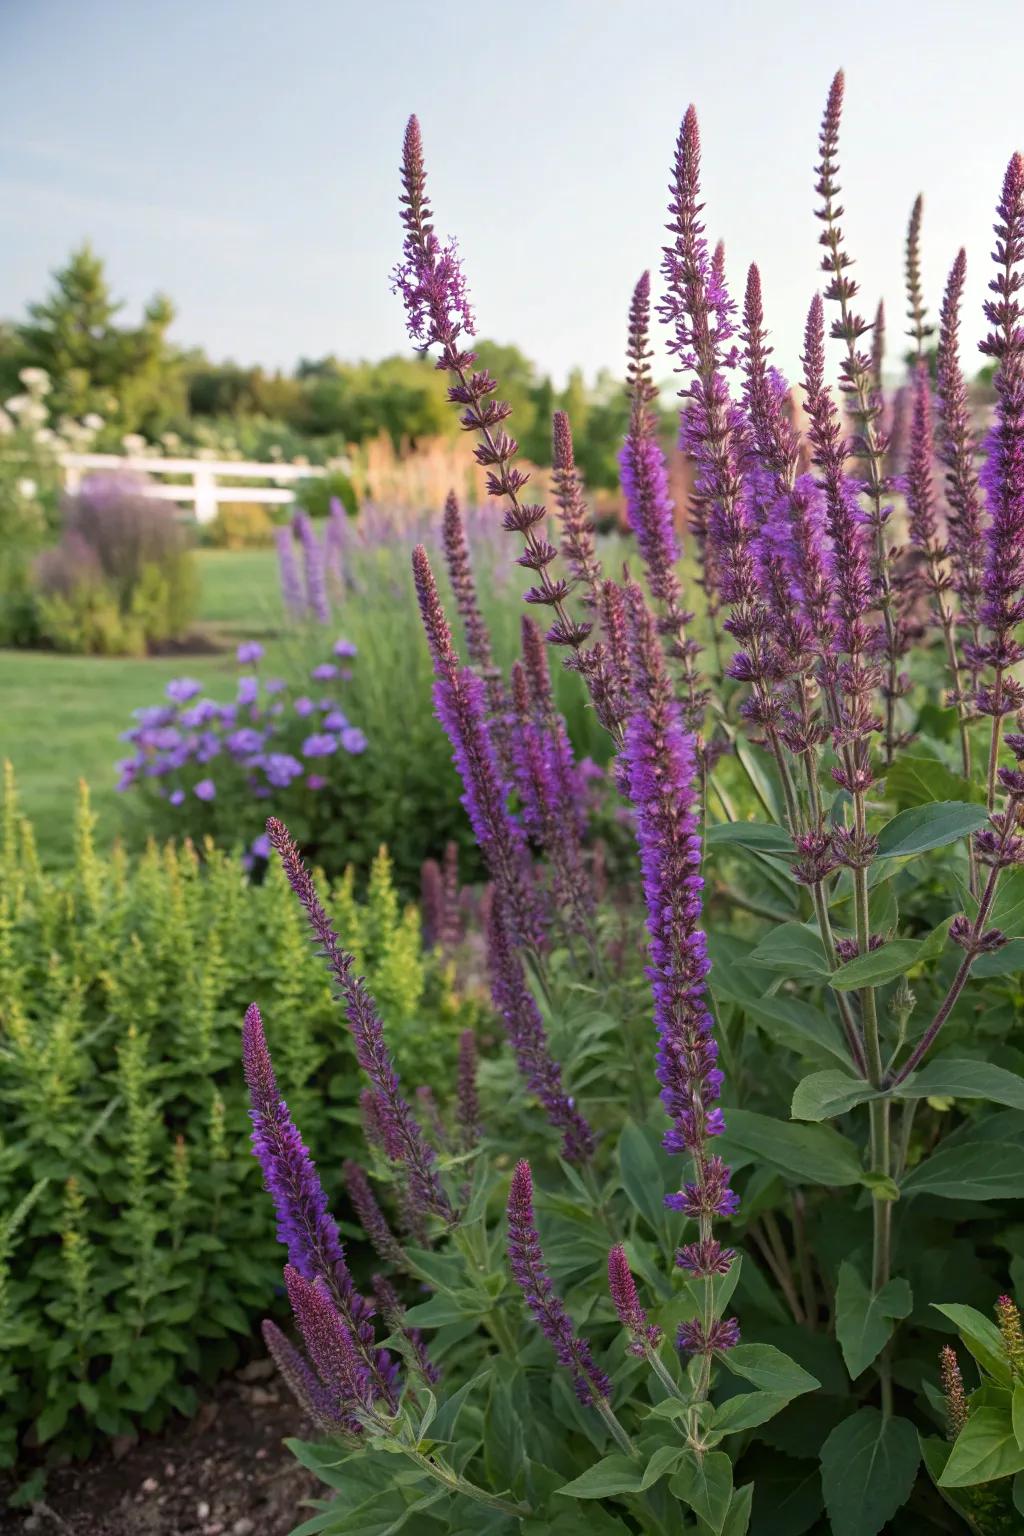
[1,550,285,864]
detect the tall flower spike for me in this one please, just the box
[487,897,595,1164]
[285,1265,378,1419]
[261,1318,345,1430]
[607,1244,662,1356]
[996,1293,1024,1376]
[520,614,588,843]
[442,490,497,674]
[342,1160,406,1266]
[412,544,544,949]
[622,584,739,1323]
[973,153,1024,733]
[243,1004,394,1399]
[294,512,330,625]
[905,194,934,360]
[871,299,886,392]
[392,115,624,745]
[266,818,455,1225]
[506,1159,610,1404]
[939,1345,967,1440]
[935,249,984,666]
[275,525,304,618]
[551,411,603,606]
[456,1028,482,1147]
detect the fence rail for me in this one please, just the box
[59,453,326,524]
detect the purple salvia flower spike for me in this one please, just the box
[607,1244,662,1357]
[487,897,595,1164]
[275,525,305,618]
[440,840,463,951]
[551,411,603,607]
[261,1318,345,1431]
[936,249,985,677]
[342,1160,406,1267]
[372,1274,441,1385]
[391,114,475,352]
[905,194,934,361]
[285,1264,378,1417]
[456,1028,483,1147]
[506,1159,610,1404]
[293,511,331,625]
[265,818,455,1226]
[413,543,545,949]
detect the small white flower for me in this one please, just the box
[121,433,147,455]
[33,426,55,445]
[17,478,37,499]
[0,410,13,436]
[82,412,105,431]
[5,394,30,417]
[19,366,51,394]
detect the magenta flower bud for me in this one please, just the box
[607,1244,662,1356]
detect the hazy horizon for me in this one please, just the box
[1,0,1022,391]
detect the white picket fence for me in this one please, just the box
[59,454,326,524]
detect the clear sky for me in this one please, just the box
[1,0,1021,389]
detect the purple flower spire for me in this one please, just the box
[342,1160,406,1266]
[904,362,941,556]
[607,1245,662,1357]
[392,114,624,745]
[619,271,706,727]
[936,249,985,674]
[551,411,603,607]
[261,1318,345,1430]
[284,1264,382,1422]
[275,525,304,618]
[972,152,1024,763]
[622,585,739,1336]
[442,488,510,765]
[506,1159,610,1404]
[456,1028,482,1147]
[486,898,595,1164]
[905,194,935,361]
[372,1274,441,1386]
[440,840,463,951]
[265,818,455,1226]
[420,856,444,948]
[242,1004,394,1400]
[324,496,347,595]
[412,543,545,949]
[293,512,331,625]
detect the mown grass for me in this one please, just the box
[0,551,285,864]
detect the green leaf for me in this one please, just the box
[791,1070,877,1121]
[618,1121,671,1235]
[902,1140,1024,1202]
[738,994,851,1067]
[834,1263,912,1379]
[720,1342,820,1396]
[919,1435,986,1534]
[706,821,796,855]
[875,801,988,858]
[829,939,927,990]
[896,1059,1024,1112]
[939,1407,1024,1486]
[972,939,1024,977]
[670,1450,733,1533]
[820,1408,920,1536]
[719,1109,865,1188]
[557,1454,645,1499]
[401,1294,485,1328]
[640,1443,685,1490]
[1015,1469,1024,1516]
[886,754,976,807]
[1013,1383,1024,1451]
[749,923,830,978]
[712,1390,795,1434]
[932,1304,1012,1386]
[713,1482,753,1536]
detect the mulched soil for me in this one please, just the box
[1,1363,319,1536]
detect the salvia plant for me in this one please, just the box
[0,767,473,1467]
[236,68,1024,1536]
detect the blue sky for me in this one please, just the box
[1,0,1021,388]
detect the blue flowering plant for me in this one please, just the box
[116,637,367,866]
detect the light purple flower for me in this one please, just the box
[170,788,185,807]
[302,733,338,758]
[166,677,202,703]
[194,778,216,801]
[227,727,264,757]
[306,774,327,790]
[311,663,339,682]
[294,696,315,718]
[333,638,357,658]
[237,641,264,664]
[252,833,271,859]
[264,753,305,788]
[237,676,259,708]
[265,677,287,695]
[341,726,367,755]
[322,709,348,731]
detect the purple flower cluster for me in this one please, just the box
[607,1245,662,1358]
[116,640,367,854]
[506,1160,610,1405]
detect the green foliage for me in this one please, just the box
[0,771,476,1464]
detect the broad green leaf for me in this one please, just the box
[402,1294,485,1328]
[886,754,976,807]
[820,1408,920,1536]
[1014,1383,1024,1451]
[902,1141,1024,1202]
[719,1109,864,1188]
[711,1390,794,1434]
[919,1435,987,1534]
[618,1121,671,1235]
[829,939,926,990]
[720,1342,819,1396]
[791,1070,877,1121]
[556,1454,644,1499]
[988,868,1024,937]
[670,1449,733,1533]
[932,1304,1012,1385]
[706,821,795,855]
[939,1407,1024,1486]
[834,1263,912,1379]
[972,939,1024,978]
[749,923,830,978]
[712,1482,753,1536]
[738,994,851,1067]
[640,1443,685,1490]
[896,1059,1024,1113]
[876,801,988,858]
[1015,1469,1024,1516]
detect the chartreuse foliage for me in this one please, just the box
[0,766,475,1466]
